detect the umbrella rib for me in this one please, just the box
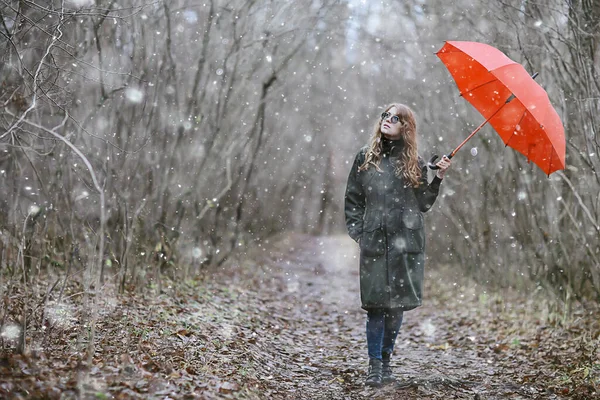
[504,112,527,150]
[460,77,500,96]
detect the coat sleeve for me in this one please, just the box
[344,151,366,242]
[414,157,443,212]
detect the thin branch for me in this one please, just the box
[197,143,235,221]
[556,171,600,233]
[2,17,65,140]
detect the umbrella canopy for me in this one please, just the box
[435,40,565,175]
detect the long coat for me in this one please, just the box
[344,138,442,311]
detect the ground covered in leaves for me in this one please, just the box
[1,233,599,399]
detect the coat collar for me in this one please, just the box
[381,137,404,158]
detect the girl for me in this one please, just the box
[344,103,451,387]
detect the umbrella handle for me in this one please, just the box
[427,153,453,170]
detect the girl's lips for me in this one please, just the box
[383,124,390,129]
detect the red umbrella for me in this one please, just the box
[429,41,565,175]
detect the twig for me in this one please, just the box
[556,171,600,233]
[1,2,67,140]
[197,143,236,221]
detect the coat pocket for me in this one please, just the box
[400,211,425,253]
[360,222,386,256]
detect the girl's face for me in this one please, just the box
[380,106,403,140]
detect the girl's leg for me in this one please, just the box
[366,309,385,360]
[381,308,404,356]
[365,309,385,387]
[380,308,403,384]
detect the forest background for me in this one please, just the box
[0,0,599,398]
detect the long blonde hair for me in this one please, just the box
[358,103,422,187]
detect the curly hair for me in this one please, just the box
[358,103,422,187]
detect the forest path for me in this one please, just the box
[3,234,593,399]
[217,233,567,400]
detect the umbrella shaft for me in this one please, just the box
[451,72,539,156]
[451,89,518,157]
[451,118,489,157]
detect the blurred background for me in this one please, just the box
[1,0,598,306]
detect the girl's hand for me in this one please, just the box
[436,155,452,179]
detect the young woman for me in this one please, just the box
[344,103,451,387]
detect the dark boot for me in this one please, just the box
[365,358,383,387]
[382,352,395,384]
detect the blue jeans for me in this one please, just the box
[366,308,404,360]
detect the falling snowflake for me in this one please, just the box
[183,10,198,24]
[192,248,203,258]
[74,191,89,201]
[125,88,144,104]
[0,323,20,340]
[67,0,94,7]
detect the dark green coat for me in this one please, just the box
[344,139,442,311]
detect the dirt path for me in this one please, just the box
[220,233,573,399]
[2,234,596,399]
